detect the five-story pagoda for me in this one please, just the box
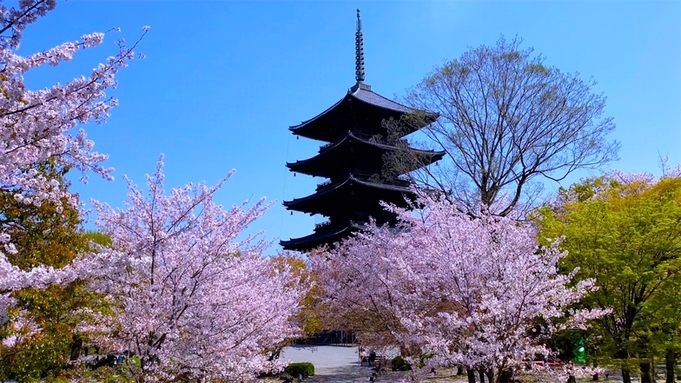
[281,10,444,252]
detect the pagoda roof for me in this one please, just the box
[289,83,438,142]
[287,131,445,177]
[350,84,415,113]
[284,174,413,216]
[280,223,364,252]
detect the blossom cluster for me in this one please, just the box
[0,0,145,317]
[313,192,605,380]
[85,158,305,381]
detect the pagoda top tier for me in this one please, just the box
[289,9,437,142]
[289,84,438,142]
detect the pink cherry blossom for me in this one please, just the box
[85,157,306,382]
[0,0,145,321]
[312,191,606,382]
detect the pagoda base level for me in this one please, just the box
[281,223,364,252]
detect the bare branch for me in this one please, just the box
[400,35,619,217]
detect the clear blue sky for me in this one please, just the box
[19,1,681,253]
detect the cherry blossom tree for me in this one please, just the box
[312,192,605,383]
[0,0,145,321]
[86,158,306,382]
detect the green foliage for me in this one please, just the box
[391,355,412,371]
[536,173,681,371]
[85,230,112,248]
[0,163,109,381]
[284,362,315,378]
[57,365,133,383]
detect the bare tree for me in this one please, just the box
[401,36,620,217]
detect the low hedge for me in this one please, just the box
[391,355,412,371]
[285,362,315,378]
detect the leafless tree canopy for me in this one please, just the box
[402,36,620,217]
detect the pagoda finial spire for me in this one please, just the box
[355,8,365,83]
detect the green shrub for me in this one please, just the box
[414,353,433,368]
[391,355,411,371]
[285,362,315,378]
[56,365,132,383]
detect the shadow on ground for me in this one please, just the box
[306,365,415,382]
[307,365,373,382]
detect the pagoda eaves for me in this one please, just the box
[289,84,438,143]
[280,223,365,252]
[286,131,445,178]
[283,174,413,217]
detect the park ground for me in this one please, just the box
[279,346,635,383]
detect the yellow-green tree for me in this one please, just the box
[537,173,681,383]
[270,252,324,338]
[0,163,97,381]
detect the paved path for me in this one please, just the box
[281,345,373,381]
[279,345,632,382]
[280,346,463,382]
[281,345,361,373]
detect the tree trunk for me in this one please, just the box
[499,370,513,383]
[486,369,494,383]
[479,369,486,383]
[622,366,631,383]
[566,375,577,383]
[641,360,653,383]
[666,348,675,383]
[591,358,600,380]
[467,368,477,383]
[617,347,632,383]
[457,365,465,375]
[69,337,83,361]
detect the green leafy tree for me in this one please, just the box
[536,173,681,383]
[0,163,100,381]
